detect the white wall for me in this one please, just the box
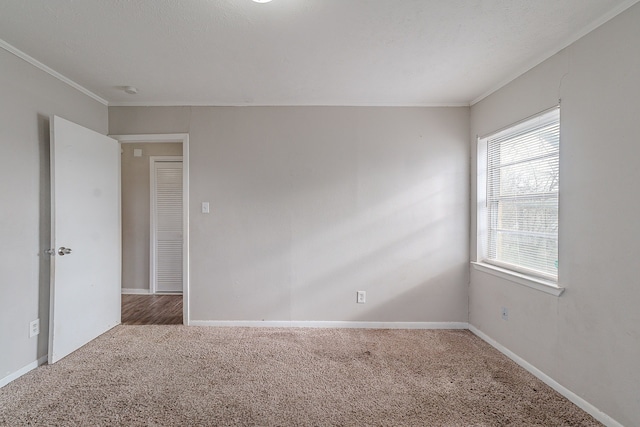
[469,4,640,426]
[121,143,182,291]
[110,106,470,323]
[0,48,108,381]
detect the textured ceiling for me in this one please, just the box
[0,0,637,106]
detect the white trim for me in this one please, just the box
[470,0,640,105]
[121,289,182,295]
[110,134,188,144]
[469,325,623,427]
[150,156,183,161]
[110,133,190,325]
[0,38,108,106]
[121,288,151,295]
[189,320,469,329]
[471,262,564,296]
[108,101,471,107]
[0,355,48,388]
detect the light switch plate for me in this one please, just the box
[202,202,210,214]
[133,148,142,157]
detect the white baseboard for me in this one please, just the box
[468,325,623,427]
[189,320,469,329]
[121,288,182,296]
[0,355,48,388]
[121,288,150,295]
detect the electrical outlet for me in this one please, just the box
[29,319,40,338]
[357,291,366,304]
[501,307,509,321]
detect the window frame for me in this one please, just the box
[475,106,564,296]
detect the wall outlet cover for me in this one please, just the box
[357,291,366,304]
[29,319,40,338]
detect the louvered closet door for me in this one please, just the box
[152,160,183,293]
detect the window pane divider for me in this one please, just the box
[489,192,558,202]
[494,229,557,239]
[495,151,559,169]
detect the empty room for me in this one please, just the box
[1,1,639,426]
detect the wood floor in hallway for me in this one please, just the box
[121,294,183,325]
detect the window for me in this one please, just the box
[477,107,559,283]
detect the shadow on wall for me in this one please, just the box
[37,113,50,359]
[349,265,467,322]
[288,175,468,322]
[212,169,467,322]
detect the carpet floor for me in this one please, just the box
[0,326,601,426]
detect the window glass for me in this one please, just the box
[480,107,560,280]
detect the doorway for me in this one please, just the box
[111,133,190,325]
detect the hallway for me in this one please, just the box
[121,295,182,325]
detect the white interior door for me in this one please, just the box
[49,116,121,364]
[151,158,183,293]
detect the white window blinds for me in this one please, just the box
[483,107,560,280]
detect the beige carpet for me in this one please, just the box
[0,326,600,426]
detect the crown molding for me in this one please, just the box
[0,38,108,106]
[470,0,640,106]
[108,101,470,108]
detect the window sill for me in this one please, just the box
[471,262,565,296]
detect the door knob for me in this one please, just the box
[58,247,72,256]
